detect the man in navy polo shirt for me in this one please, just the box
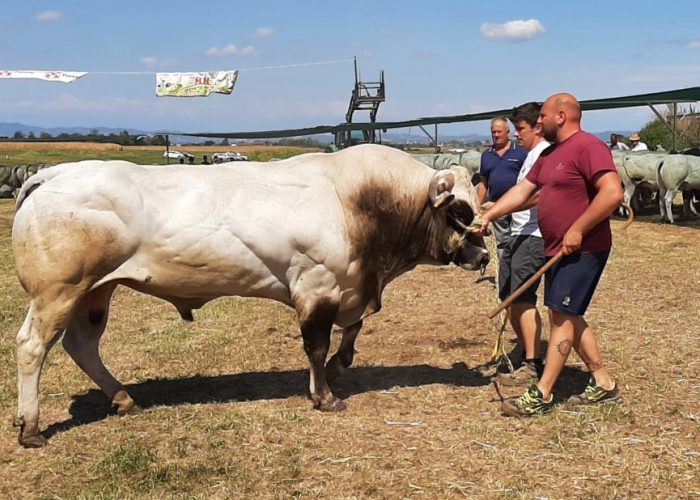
[477,117,528,259]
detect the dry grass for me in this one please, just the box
[0,142,123,151]
[0,200,698,498]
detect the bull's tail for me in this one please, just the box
[656,158,666,195]
[15,166,61,211]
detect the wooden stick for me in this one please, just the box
[488,250,563,319]
[487,202,633,320]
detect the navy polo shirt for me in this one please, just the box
[479,142,528,201]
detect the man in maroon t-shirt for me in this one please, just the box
[477,92,624,417]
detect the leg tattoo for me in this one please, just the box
[556,339,573,357]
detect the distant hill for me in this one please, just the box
[0,121,630,146]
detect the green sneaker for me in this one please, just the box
[568,377,620,406]
[501,385,554,417]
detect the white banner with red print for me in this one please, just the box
[0,70,87,83]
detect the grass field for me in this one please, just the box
[0,142,320,166]
[0,164,698,497]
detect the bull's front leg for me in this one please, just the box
[298,299,346,412]
[326,320,363,385]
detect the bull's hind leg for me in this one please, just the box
[298,299,346,412]
[664,189,677,223]
[62,283,136,416]
[326,320,363,385]
[15,296,77,448]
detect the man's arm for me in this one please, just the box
[476,177,488,205]
[561,171,623,255]
[476,178,539,234]
[512,191,540,212]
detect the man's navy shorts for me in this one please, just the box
[544,251,610,316]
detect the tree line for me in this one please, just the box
[638,105,700,151]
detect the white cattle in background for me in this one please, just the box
[656,154,700,223]
[613,151,666,215]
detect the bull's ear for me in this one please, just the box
[428,171,455,209]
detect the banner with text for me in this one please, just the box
[0,70,87,83]
[156,71,238,97]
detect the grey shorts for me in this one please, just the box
[498,235,546,303]
[491,215,512,251]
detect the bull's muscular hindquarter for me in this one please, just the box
[11,145,488,447]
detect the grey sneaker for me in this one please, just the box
[496,362,538,387]
[568,377,621,406]
[501,385,554,417]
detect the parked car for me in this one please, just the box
[163,150,195,161]
[212,152,248,163]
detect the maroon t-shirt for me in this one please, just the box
[526,131,617,256]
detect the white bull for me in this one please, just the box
[657,154,700,223]
[11,144,489,447]
[614,151,666,214]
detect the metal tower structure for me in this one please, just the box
[335,58,385,148]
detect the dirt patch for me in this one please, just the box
[0,200,698,498]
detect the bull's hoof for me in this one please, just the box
[317,397,347,412]
[112,390,138,415]
[19,433,47,448]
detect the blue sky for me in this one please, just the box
[2,0,700,136]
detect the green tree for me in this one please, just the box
[40,132,53,139]
[13,131,24,139]
[639,106,700,151]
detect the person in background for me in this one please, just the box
[629,132,648,151]
[477,92,623,417]
[476,117,528,259]
[202,155,210,165]
[496,102,549,386]
[609,133,629,151]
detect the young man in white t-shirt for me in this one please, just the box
[497,102,550,385]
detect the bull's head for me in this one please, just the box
[428,167,490,271]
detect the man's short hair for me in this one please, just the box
[491,116,510,128]
[510,102,542,128]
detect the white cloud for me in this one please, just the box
[687,40,700,49]
[240,46,256,56]
[139,56,178,68]
[206,43,238,57]
[255,27,273,38]
[480,19,545,41]
[36,10,63,22]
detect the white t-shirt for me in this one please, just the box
[510,140,550,237]
[631,142,649,152]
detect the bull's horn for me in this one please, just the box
[428,171,455,208]
[432,192,454,208]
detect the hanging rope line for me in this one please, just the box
[53,58,354,75]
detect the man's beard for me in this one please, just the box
[542,125,557,143]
